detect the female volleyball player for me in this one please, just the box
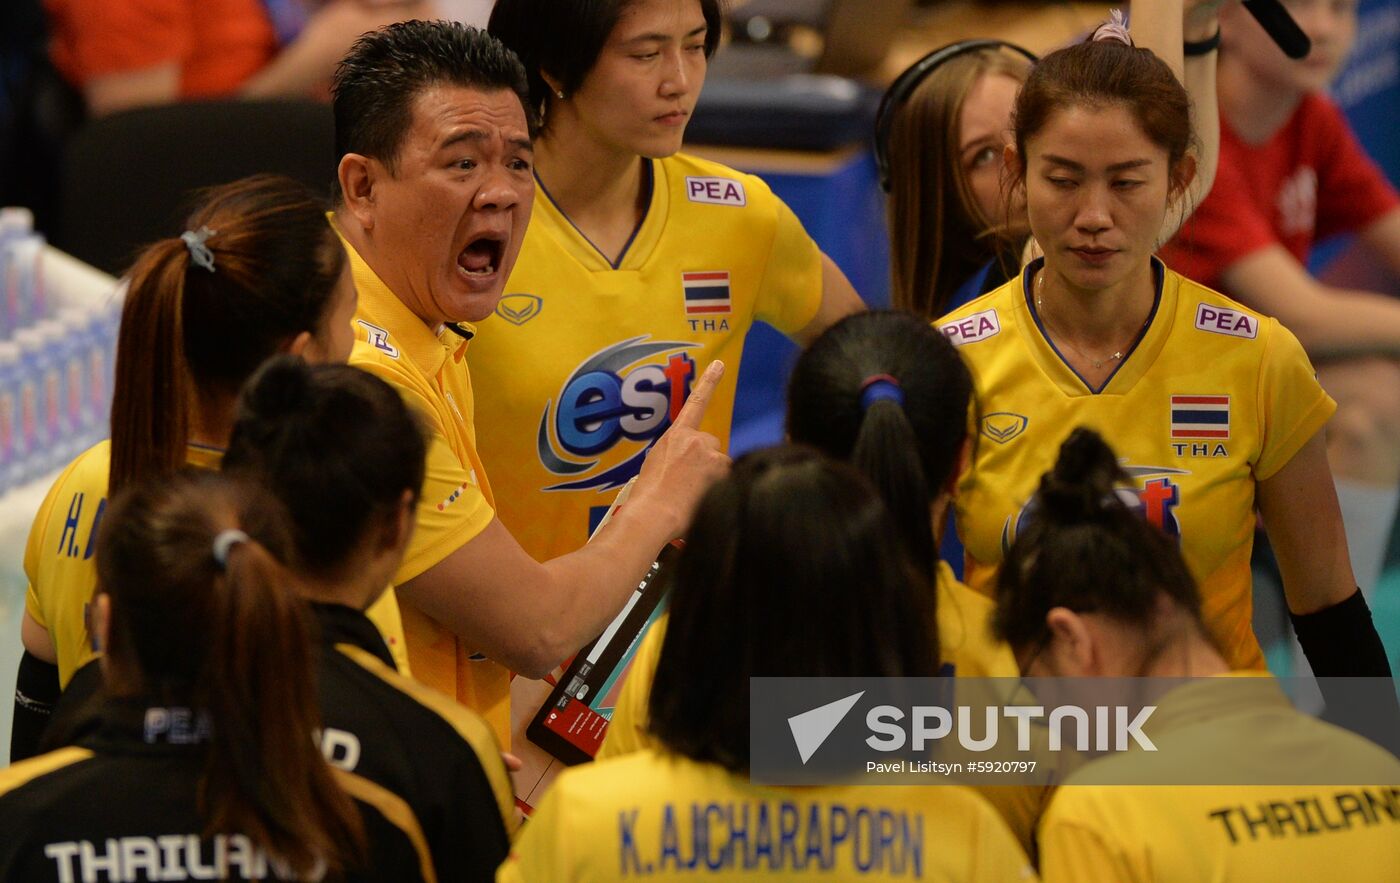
[223,357,516,882]
[881,0,1224,317]
[940,24,1391,677]
[0,473,433,881]
[479,0,865,567]
[499,446,1033,881]
[600,312,1042,851]
[997,428,1400,881]
[11,175,408,761]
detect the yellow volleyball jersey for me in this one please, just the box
[470,154,823,564]
[941,260,1334,671]
[342,229,510,745]
[597,567,1017,762]
[499,749,1036,882]
[934,561,1019,678]
[1038,676,1400,882]
[24,440,411,686]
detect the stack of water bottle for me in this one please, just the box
[0,208,121,496]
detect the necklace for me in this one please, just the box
[1034,271,1136,370]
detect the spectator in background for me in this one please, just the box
[882,0,1224,319]
[44,0,434,116]
[1160,0,1400,610]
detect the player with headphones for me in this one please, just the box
[877,0,1226,321]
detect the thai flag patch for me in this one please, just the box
[682,271,731,315]
[1170,395,1230,439]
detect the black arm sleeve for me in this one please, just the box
[10,651,60,763]
[1291,589,1400,757]
[1290,588,1392,677]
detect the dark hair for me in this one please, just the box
[96,471,364,875]
[489,0,725,129]
[787,311,973,577]
[332,20,535,172]
[648,446,938,771]
[109,174,345,496]
[223,358,427,579]
[992,428,1204,655]
[884,48,1031,319]
[1009,37,1194,196]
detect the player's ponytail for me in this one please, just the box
[108,175,346,496]
[993,427,1205,652]
[851,387,935,574]
[109,239,195,496]
[788,311,973,578]
[96,471,364,876]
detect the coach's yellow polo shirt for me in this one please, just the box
[341,228,508,744]
[24,440,410,684]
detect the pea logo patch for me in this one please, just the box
[685,176,747,206]
[939,309,1000,346]
[1194,304,1258,339]
[980,412,1029,444]
[496,293,543,326]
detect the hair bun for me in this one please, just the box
[241,355,313,423]
[1035,427,1130,522]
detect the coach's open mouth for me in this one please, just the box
[457,234,505,277]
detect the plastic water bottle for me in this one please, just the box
[0,208,35,340]
[35,320,69,470]
[0,340,21,494]
[14,326,44,484]
[89,298,121,433]
[7,233,47,330]
[57,307,93,453]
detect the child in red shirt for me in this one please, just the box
[1162,0,1400,607]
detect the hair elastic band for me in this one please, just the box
[180,226,217,273]
[1183,27,1222,56]
[211,529,250,569]
[859,374,905,412]
[1091,9,1134,47]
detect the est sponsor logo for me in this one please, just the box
[939,309,1000,346]
[496,293,543,326]
[537,336,698,491]
[685,176,747,206]
[1194,304,1258,339]
[1003,463,1190,551]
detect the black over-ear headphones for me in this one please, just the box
[874,40,1039,192]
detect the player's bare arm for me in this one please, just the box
[792,254,865,347]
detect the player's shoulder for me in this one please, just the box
[0,746,97,803]
[43,440,112,503]
[335,642,501,754]
[661,153,777,215]
[1167,267,1281,346]
[936,274,1023,351]
[28,440,111,556]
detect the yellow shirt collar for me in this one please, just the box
[333,214,477,377]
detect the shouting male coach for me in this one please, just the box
[331,21,727,743]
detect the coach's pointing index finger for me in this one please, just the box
[673,361,724,431]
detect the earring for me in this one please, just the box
[555,89,565,99]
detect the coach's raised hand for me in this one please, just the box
[630,360,732,540]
